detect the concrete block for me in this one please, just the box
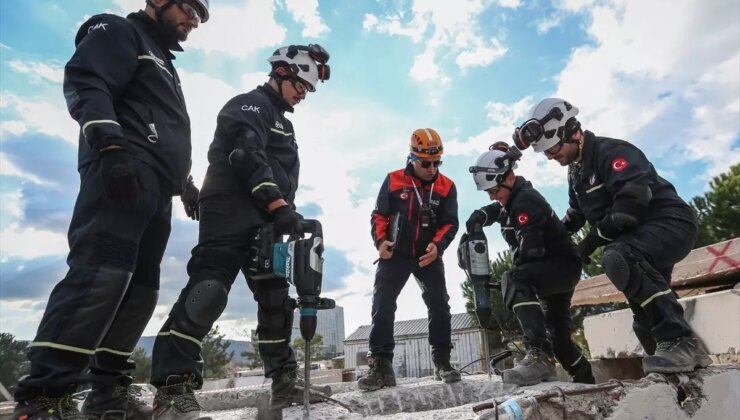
[584,290,740,359]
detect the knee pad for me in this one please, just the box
[184,279,228,328]
[500,270,536,310]
[602,246,632,291]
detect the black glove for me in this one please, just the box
[576,230,604,265]
[272,205,303,235]
[181,175,200,220]
[100,147,138,206]
[466,209,488,233]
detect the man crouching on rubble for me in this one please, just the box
[513,98,712,375]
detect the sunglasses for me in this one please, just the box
[418,160,442,169]
[176,1,202,23]
[512,106,563,149]
[291,78,309,94]
[543,141,564,156]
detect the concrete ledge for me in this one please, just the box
[584,290,740,358]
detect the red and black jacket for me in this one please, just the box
[371,164,459,258]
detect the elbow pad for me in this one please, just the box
[612,183,652,225]
[518,230,545,261]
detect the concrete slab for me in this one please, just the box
[201,365,740,420]
[584,289,740,358]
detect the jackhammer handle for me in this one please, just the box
[317,297,335,310]
[299,219,322,237]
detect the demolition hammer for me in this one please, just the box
[247,219,336,418]
[457,225,515,378]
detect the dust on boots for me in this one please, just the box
[502,348,557,386]
[642,335,713,374]
[358,355,397,391]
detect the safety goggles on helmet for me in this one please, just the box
[417,160,443,169]
[469,143,521,191]
[410,145,443,156]
[512,106,564,150]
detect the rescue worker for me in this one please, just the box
[13,1,208,419]
[465,142,595,386]
[148,44,331,418]
[513,98,712,374]
[359,129,460,391]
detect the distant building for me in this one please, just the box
[343,313,483,378]
[291,305,345,357]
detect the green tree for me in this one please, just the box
[0,333,30,392]
[690,163,740,247]
[201,326,234,379]
[130,347,151,383]
[292,334,324,363]
[241,344,263,369]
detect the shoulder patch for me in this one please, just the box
[517,212,529,225]
[611,157,628,172]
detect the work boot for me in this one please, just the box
[269,368,327,410]
[357,355,396,391]
[152,375,211,420]
[502,348,557,386]
[569,356,596,384]
[433,361,461,383]
[81,379,152,419]
[642,335,713,374]
[12,394,85,420]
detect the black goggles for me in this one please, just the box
[418,160,442,168]
[410,145,443,155]
[512,106,564,150]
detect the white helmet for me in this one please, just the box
[190,0,209,23]
[469,142,521,191]
[267,44,331,92]
[513,98,579,153]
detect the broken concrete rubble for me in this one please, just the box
[200,364,739,419]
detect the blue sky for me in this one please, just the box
[1,0,738,341]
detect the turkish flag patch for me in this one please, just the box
[517,212,529,225]
[612,158,628,172]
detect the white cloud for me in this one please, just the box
[0,190,24,222]
[284,0,330,37]
[0,154,52,186]
[0,120,28,138]
[536,15,561,34]
[550,0,740,178]
[0,42,11,50]
[8,60,65,84]
[362,13,379,30]
[0,223,69,260]
[495,0,522,8]
[0,94,79,145]
[365,0,509,83]
[182,0,287,57]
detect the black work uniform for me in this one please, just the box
[368,165,459,364]
[16,11,191,400]
[478,176,587,374]
[564,131,696,354]
[151,84,300,387]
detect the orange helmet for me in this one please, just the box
[409,128,444,158]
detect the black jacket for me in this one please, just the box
[64,11,192,194]
[478,176,578,265]
[200,84,299,227]
[371,165,459,258]
[564,131,695,244]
